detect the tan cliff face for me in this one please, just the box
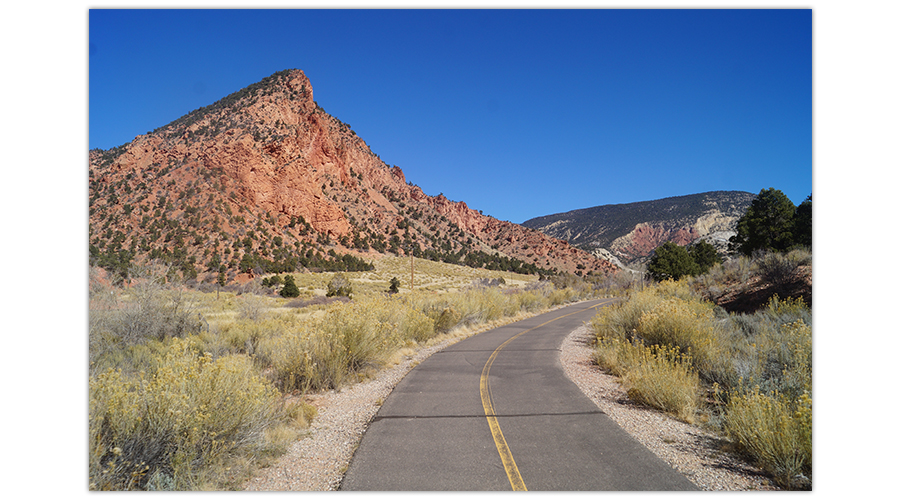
[89,69,616,281]
[522,191,755,266]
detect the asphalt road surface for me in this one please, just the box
[340,298,698,491]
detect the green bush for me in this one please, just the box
[647,242,699,281]
[688,240,722,273]
[279,275,300,298]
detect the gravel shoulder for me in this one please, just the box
[243,305,779,491]
[559,324,779,491]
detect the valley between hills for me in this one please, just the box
[88,69,810,492]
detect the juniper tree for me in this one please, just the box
[729,188,797,256]
[688,240,722,274]
[279,275,300,298]
[389,276,401,294]
[647,241,699,282]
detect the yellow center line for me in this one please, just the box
[479,299,615,491]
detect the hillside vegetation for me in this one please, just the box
[522,191,755,260]
[89,69,615,285]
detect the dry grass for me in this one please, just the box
[724,388,811,489]
[89,338,291,490]
[589,278,812,488]
[89,261,603,490]
[595,339,699,423]
[258,255,540,298]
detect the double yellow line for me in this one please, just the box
[478,299,614,490]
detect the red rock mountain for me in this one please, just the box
[89,69,617,282]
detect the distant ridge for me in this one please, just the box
[522,191,756,265]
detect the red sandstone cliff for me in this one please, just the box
[89,69,616,281]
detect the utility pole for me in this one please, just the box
[410,252,414,291]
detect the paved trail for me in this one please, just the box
[340,299,698,491]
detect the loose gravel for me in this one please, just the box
[243,309,780,491]
[559,324,779,491]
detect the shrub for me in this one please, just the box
[724,388,812,489]
[595,339,699,423]
[262,274,283,288]
[261,301,401,391]
[423,302,462,334]
[753,250,810,296]
[634,296,738,386]
[238,293,268,320]
[89,338,285,490]
[647,242,699,281]
[688,240,722,273]
[636,297,716,349]
[279,275,300,298]
[590,277,812,488]
[326,273,352,298]
[512,289,550,312]
[89,264,201,373]
[589,280,696,343]
[397,307,435,343]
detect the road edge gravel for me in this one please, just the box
[243,303,780,491]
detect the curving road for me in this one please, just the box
[339,298,698,491]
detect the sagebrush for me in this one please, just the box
[590,278,811,488]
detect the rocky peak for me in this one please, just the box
[89,69,617,283]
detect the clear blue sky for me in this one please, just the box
[90,8,812,224]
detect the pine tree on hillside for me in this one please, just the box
[729,188,798,256]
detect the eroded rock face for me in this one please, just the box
[89,69,616,278]
[522,191,755,266]
[610,223,700,263]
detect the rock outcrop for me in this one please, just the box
[522,191,755,265]
[89,69,616,281]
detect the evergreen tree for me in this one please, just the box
[688,240,722,274]
[647,241,699,281]
[729,188,797,256]
[279,275,301,298]
[793,194,812,248]
[389,276,401,294]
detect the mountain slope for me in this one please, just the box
[89,69,617,283]
[522,191,755,264]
